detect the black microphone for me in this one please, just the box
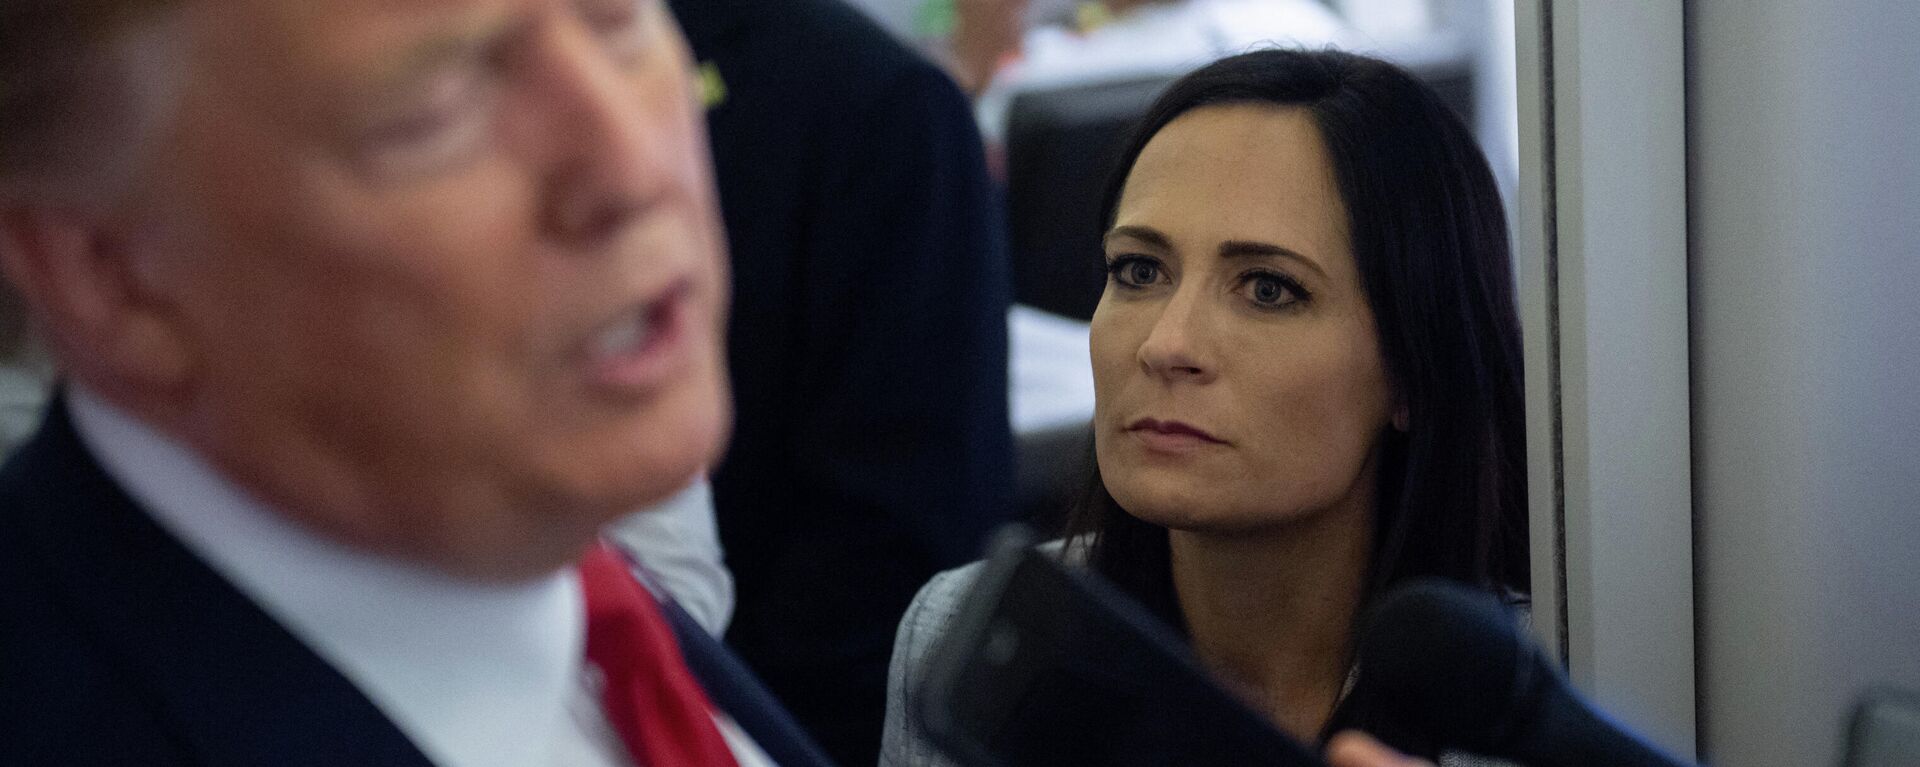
[1344,578,1693,767]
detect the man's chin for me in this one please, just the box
[416,391,732,577]
[425,530,605,583]
[558,437,720,519]
[602,466,708,517]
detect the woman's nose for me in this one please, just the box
[1136,291,1216,384]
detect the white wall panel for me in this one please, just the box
[1689,2,1920,764]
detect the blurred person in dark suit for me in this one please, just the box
[667,0,1016,762]
[0,1,828,764]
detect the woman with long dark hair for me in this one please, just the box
[882,47,1528,767]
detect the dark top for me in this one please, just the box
[667,0,1017,763]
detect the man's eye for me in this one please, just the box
[356,104,491,178]
[350,66,499,177]
[366,110,460,147]
[366,68,483,138]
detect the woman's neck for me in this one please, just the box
[1168,493,1375,742]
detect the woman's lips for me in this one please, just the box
[1126,417,1227,452]
[584,277,697,393]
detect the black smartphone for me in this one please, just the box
[914,525,1327,767]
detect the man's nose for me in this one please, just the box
[535,26,688,245]
[1137,288,1216,384]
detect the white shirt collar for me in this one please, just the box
[67,387,616,767]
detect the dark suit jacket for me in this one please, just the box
[0,403,833,767]
[667,1,1017,764]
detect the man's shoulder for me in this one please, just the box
[0,501,190,763]
[0,409,185,760]
[0,405,433,766]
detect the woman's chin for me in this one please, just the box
[1117,492,1328,538]
[1116,493,1243,533]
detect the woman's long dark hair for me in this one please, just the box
[1063,48,1530,630]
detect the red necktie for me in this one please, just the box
[579,544,740,767]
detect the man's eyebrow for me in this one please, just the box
[1103,224,1173,251]
[364,13,520,93]
[1219,239,1328,279]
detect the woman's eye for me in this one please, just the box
[1253,276,1287,303]
[1109,257,1163,288]
[1243,272,1307,307]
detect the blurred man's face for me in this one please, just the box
[111,0,731,577]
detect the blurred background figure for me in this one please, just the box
[666,0,1017,763]
[840,0,1512,149]
[963,0,1352,147]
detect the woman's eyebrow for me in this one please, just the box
[1103,224,1173,250]
[1219,240,1328,279]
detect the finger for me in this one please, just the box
[1325,730,1436,767]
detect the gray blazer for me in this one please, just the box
[879,550,1520,767]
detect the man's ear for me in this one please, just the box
[0,204,194,391]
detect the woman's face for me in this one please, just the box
[1091,103,1395,534]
